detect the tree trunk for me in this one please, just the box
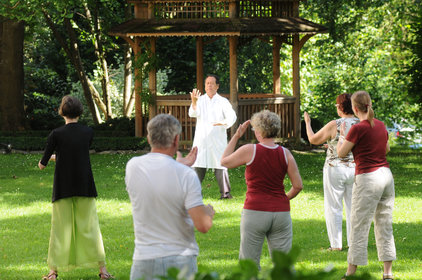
[123,3,135,117]
[43,11,103,124]
[86,2,112,120]
[0,17,25,131]
[123,44,135,117]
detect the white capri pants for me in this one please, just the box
[323,165,354,249]
[347,167,396,266]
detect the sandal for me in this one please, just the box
[42,271,57,280]
[327,246,342,251]
[99,272,114,279]
[383,274,394,280]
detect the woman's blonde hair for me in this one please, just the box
[351,91,375,127]
[250,110,281,138]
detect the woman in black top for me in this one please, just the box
[39,95,113,280]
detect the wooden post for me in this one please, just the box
[147,2,154,19]
[134,2,148,19]
[272,36,282,95]
[229,2,238,18]
[196,37,204,93]
[149,37,157,120]
[229,36,239,136]
[292,34,300,140]
[134,38,143,137]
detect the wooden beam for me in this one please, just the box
[229,1,238,18]
[196,37,204,94]
[149,37,157,120]
[121,36,136,50]
[134,37,143,137]
[229,36,239,136]
[134,2,148,19]
[292,34,300,140]
[272,36,282,95]
[299,34,314,51]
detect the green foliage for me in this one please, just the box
[24,92,63,130]
[156,247,373,280]
[0,135,148,151]
[91,117,135,136]
[157,37,196,93]
[300,0,421,128]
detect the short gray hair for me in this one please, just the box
[250,110,281,138]
[147,114,182,148]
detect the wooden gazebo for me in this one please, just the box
[110,0,327,142]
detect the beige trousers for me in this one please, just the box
[347,167,396,266]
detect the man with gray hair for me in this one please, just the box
[125,114,215,280]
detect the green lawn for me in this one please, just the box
[0,147,421,280]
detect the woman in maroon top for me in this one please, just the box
[337,91,395,280]
[221,110,303,269]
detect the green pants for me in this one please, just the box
[48,197,106,271]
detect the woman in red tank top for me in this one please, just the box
[221,110,303,269]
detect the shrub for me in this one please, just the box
[161,247,373,280]
[0,136,148,152]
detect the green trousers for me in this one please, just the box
[48,197,106,271]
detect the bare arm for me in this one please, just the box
[221,120,253,168]
[284,149,303,200]
[304,112,336,145]
[188,204,215,233]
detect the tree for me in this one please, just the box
[0,16,25,131]
[1,0,131,124]
[300,0,421,128]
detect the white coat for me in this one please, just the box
[189,93,237,169]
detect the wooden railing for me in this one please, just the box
[155,93,296,142]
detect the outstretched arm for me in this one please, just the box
[221,120,253,168]
[304,112,336,145]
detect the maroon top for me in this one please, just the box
[346,118,390,175]
[244,144,290,212]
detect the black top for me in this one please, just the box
[40,123,97,202]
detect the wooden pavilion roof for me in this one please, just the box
[109,17,328,37]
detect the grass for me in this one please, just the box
[0,147,421,280]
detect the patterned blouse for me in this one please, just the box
[324,117,360,168]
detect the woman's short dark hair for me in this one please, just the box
[59,95,83,118]
[336,93,354,115]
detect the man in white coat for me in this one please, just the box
[189,74,237,199]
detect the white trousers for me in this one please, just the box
[323,165,354,249]
[347,167,396,266]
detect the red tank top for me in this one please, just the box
[244,144,290,212]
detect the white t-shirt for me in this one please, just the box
[125,152,204,260]
[189,93,237,169]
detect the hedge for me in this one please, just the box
[0,136,149,152]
